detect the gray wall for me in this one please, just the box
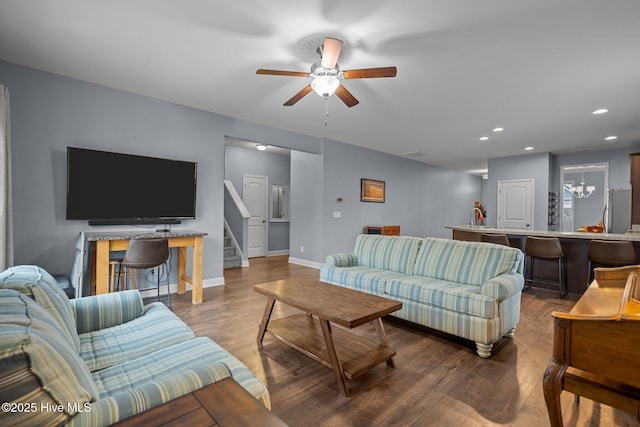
[2,62,224,279]
[318,139,481,258]
[486,153,551,230]
[2,60,488,273]
[290,150,324,263]
[484,146,640,232]
[0,60,320,280]
[11,59,636,275]
[224,144,290,253]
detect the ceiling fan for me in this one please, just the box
[256,37,397,108]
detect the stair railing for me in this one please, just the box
[223,180,250,265]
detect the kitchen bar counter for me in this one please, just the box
[446,225,640,242]
[446,225,640,294]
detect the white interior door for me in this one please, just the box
[244,174,268,258]
[497,179,534,229]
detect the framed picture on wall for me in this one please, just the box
[361,178,385,203]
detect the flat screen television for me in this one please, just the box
[66,147,197,225]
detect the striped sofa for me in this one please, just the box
[0,265,269,426]
[320,235,525,358]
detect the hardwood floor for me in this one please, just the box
[170,256,639,427]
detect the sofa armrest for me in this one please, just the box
[67,362,232,427]
[325,252,358,267]
[481,273,524,302]
[70,290,144,334]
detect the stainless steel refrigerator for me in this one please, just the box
[606,188,632,234]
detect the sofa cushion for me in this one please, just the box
[71,289,144,334]
[69,362,233,427]
[0,289,99,426]
[320,265,410,294]
[353,234,422,275]
[385,276,498,318]
[79,301,195,372]
[0,265,80,351]
[413,238,520,286]
[324,252,358,267]
[91,337,269,407]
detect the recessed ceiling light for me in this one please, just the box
[479,136,489,141]
[605,136,618,141]
[592,108,609,115]
[256,144,268,151]
[524,146,534,151]
[492,127,504,132]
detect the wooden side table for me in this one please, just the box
[364,225,400,236]
[114,377,286,427]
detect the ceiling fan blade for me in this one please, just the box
[256,69,309,77]
[320,38,342,69]
[283,85,313,106]
[342,66,397,79]
[335,85,359,108]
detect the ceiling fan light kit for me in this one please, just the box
[311,75,340,98]
[256,37,397,108]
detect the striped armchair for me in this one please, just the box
[0,265,270,426]
[320,235,524,358]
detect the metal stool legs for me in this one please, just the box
[154,262,171,309]
[524,237,567,298]
[525,255,567,298]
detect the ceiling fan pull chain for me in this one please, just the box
[324,95,329,126]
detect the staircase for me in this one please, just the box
[223,226,242,269]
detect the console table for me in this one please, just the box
[85,230,207,304]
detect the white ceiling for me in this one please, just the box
[1,0,640,174]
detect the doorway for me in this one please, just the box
[497,179,534,229]
[559,163,608,232]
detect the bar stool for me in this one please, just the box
[121,238,171,308]
[524,236,567,298]
[480,234,510,246]
[587,240,636,286]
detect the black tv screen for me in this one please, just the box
[66,147,197,224]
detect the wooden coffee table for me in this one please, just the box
[254,278,402,396]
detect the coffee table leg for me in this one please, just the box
[257,298,276,343]
[373,318,396,368]
[319,319,349,397]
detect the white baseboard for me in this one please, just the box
[267,250,290,257]
[138,276,224,299]
[288,257,322,270]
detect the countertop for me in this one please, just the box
[84,229,207,241]
[446,225,640,242]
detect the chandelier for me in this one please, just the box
[570,173,595,198]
